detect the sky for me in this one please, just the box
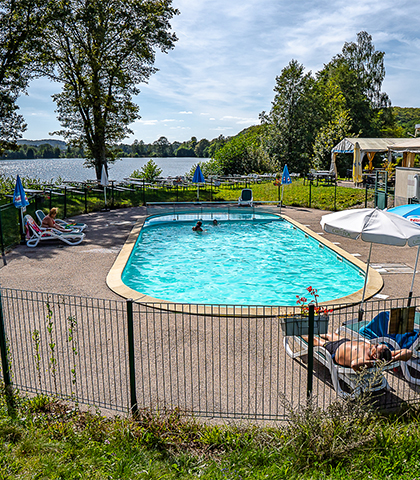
[17,0,420,145]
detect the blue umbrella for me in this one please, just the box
[192,164,205,201]
[279,164,292,212]
[13,175,29,237]
[281,164,292,185]
[388,204,420,305]
[13,175,29,209]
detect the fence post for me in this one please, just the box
[64,187,67,219]
[334,182,337,211]
[308,180,312,208]
[0,209,6,266]
[306,304,315,399]
[0,288,14,415]
[142,179,146,206]
[84,187,88,214]
[126,299,138,416]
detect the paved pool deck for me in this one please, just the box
[0,204,417,302]
[1,204,419,419]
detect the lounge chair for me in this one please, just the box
[238,188,253,207]
[35,209,87,231]
[283,334,390,398]
[24,215,85,247]
[341,310,420,386]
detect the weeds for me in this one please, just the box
[32,329,42,391]
[1,391,420,479]
[67,315,78,401]
[45,301,57,393]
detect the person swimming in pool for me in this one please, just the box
[212,219,218,226]
[304,332,412,371]
[192,221,203,232]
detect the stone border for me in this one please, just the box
[106,212,383,316]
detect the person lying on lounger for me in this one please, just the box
[304,332,412,372]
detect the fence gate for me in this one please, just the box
[375,170,388,209]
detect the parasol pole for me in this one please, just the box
[359,242,373,321]
[408,245,420,307]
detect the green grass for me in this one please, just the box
[1,179,373,250]
[1,391,420,479]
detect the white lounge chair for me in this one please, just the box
[24,215,85,247]
[341,310,420,386]
[284,334,390,398]
[35,209,87,232]
[238,188,253,207]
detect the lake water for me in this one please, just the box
[0,157,202,182]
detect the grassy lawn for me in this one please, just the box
[1,179,373,249]
[1,392,420,479]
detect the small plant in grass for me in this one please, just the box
[67,315,78,401]
[32,329,42,391]
[45,302,57,393]
[279,392,378,470]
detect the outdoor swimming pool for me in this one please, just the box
[120,212,366,306]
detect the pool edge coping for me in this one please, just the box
[106,212,383,316]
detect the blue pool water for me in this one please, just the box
[122,213,365,306]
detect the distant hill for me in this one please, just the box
[16,139,67,150]
[393,107,420,136]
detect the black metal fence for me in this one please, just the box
[1,287,420,419]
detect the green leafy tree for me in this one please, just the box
[0,0,48,153]
[312,81,352,170]
[131,159,162,183]
[214,126,269,175]
[42,0,178,180]
[206,134,227,158]
[194,138,210,158]
[175,145,196,157]
[187,159,223,178]
[318,31,392,137]
[261,59,319,173]
[152,136,171,157]
[339,31,390,110]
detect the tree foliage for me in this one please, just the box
[41,0,178,179]
[131,159,162,183]
[261,59,319,173]
[214,125,269,175]
[0,0,48,152]
[259,31,394,175]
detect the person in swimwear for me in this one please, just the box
[192,221,203,232]
[41,207,68,232]
[304,332,412,372]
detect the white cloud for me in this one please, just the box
[16,0,420,143]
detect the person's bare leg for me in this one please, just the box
[302,335,325,346]
[302,332,343,345]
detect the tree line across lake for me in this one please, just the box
[0,135,226,160]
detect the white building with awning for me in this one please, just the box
[330,137,420,184]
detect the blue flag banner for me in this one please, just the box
[13,175,29,209]
[281,165,292,185]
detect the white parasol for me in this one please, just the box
[321,208,420,316]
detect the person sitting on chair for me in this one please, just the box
[41,208,68,232]
[305,332,412,372]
